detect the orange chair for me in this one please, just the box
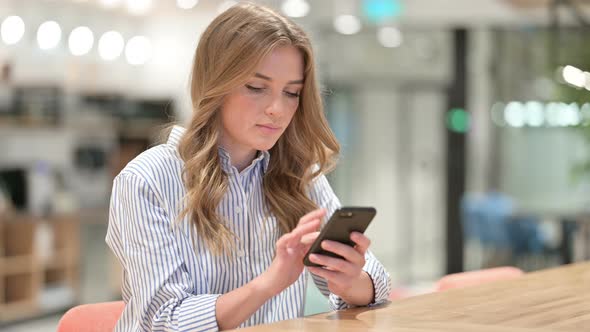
[388,267,524,298]
[57,301,125,332]
[388,287,410,300]
[435,266,524,291]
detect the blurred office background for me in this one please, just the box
[1,0,589,330]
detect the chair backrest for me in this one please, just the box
[388,287,410,300]
[461,192,514,247]
[57,301,125,332]
[436,266,524,292]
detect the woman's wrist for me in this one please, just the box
[253,270,283,299]
[338,271,375,306]
[216,270,286,330]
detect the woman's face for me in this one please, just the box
[219,45,304,154]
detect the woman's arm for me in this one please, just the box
[107,173,222,331]
[216,209,324,330]
[107,173,324,331]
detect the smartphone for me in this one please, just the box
[303,207,376,267]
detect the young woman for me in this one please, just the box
[106,2,391,331]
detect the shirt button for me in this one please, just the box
[236,207,242,214]
[237,249,245,257]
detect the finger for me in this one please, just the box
[275,233,291,250]
[292,219,321,239]
[297,208,327,226]
[307,266,347,287]
[321,240,365,267]
[308,254,357,276]
[297,231,320,256]
[350,232,371,256]
[287,219,321,247]
[276,222,315,250]
[300,231,320,246]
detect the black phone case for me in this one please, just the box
[303,207,376,267]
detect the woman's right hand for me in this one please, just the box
[261,208,326,296]
[217,209,325,330]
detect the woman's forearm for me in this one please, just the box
[215,272,278,330]
[216,210,325,329]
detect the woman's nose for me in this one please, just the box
[264,95,283,117]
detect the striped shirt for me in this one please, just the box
[106,126,391,332]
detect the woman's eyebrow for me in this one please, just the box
[254,72,304,84]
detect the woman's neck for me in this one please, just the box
[219,144,258,173]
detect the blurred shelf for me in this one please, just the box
[0,299,37,322]
[0,121,61,129]
[0,255,35,275]
[79,206,110,225]
[0,213,81,324]
[44,249,78,269]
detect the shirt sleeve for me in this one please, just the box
[307,173,392,310]
[106,173,221,332]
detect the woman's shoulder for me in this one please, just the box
[117,143,184,190]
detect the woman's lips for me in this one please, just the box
[256,124,281,134]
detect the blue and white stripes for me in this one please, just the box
[106,126,391,331]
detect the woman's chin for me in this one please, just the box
[256,143,275,151]
[252,138,280,151]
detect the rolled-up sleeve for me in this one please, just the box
[307,174,392,310]
[106,173,221,332]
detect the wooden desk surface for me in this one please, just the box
[237,262,590,331]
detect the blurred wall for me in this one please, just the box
[312,26,451,281]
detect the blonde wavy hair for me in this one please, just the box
[177,2,340,256]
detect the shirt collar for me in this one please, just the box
[167,125,271,174]
[218,146,270,175]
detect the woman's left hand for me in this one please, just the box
[306,232,375,306]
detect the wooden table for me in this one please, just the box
[237,262,590,331]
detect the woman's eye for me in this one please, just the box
[285,91,300,98]
[245,84,265,93]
